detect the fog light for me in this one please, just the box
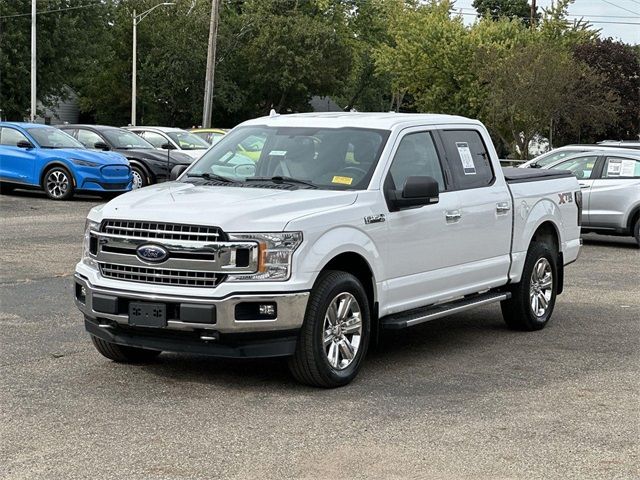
[76,283,87,304]
[259,304,276,316]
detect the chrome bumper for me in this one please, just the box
[74,274,309,334]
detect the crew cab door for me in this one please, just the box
[0,127,38,185]
[436,129,512,288]
[589,155,640,228]
[380,128,462,312]
[549,154,599,225]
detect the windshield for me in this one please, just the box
[185,126,389,190]
[27,127,85,149]
[167,131,210,150]
[102,128,154,149]
[533,149,588,167]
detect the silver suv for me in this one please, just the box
[544,149,640,246]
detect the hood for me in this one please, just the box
[43,148,128,165]
[114,148,193,165]
[96,181,358,232]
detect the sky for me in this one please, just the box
[452,0,640,44]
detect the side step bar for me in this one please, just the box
[381,291,511,330]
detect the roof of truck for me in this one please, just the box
[240,112,482,130]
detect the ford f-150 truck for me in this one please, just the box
[74,113,582,387]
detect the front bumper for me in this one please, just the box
[74,274,309,358]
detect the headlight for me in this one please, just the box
[227,232,302,281]
[82,219,100,268]
[72,158,100,167]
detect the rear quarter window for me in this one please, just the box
[439,130,494,189]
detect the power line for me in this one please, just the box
[455,6,639,20]
[599,0,640,16]
[454,11,640,25]
[0,2,105,20]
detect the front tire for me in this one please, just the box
[90,335,161,363]
[633,218,640,247]
[43,166,74,200]
[0,182,14,195]
[131,165,149,189]
[288,271,370,388]
[501,242,558,331]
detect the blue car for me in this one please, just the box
[0,122,132,200]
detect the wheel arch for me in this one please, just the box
[626,204,640,234]
[528,220,564,294]
[127,158,155,184]
[40,160,76,187]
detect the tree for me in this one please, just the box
[472,0,537,26]
[0,0,109,120]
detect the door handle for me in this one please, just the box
[445,210,461,223]
[496,202,511,213]
[579,183,590,189]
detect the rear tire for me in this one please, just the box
[90,335,161,363]
[288,271,370,388]
[0,182,14,195]
[501,242,558,331]
[633,218,640,247]
[43,166,74,200]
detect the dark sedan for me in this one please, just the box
[59,125,193,188]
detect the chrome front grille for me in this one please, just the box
[100,263,220,287]
[101,220,225,242]
[92,220,259,288]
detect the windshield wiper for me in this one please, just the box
[246,176,318,188]
[186,172,236,183]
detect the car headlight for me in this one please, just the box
[72,158,100,167]
[82,219,100,268]
[227,232,302,281]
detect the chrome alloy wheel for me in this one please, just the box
[46,170,70,198]
[131,170,143,189]
[323,292,362,370]
[530,258,553,317]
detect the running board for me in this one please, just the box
[381,291,511,330]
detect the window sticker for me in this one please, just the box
[456,142,476,175]
[268,150,287,156]
[332,175,353,185]
[607,159,622,176]
[620,160,636,177]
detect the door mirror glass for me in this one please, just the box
[94,141,109,150]
[389,176,439,211]
[161,143,176,150]
[16,139,33,149]
[170,164,188,181]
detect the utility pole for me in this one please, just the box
[30,0,36,121]
[530,0,537,28]
[202,0,220,128]
[131,9,137,126]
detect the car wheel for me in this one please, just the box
[43,166,74,200]
[501,242,558,331]
[633,218,640,247]
[131,165,148,189]
[288,270,370,388]
[90,335,161,363]
[0,182,14,195]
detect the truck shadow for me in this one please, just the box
[581,234,638,250]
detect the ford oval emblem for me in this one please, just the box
[136,244,168,263]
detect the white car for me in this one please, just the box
[519,144,639,169]
[126,126,209,160]
[75,113,582,387]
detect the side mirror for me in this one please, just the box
[170,164,188,181]
[94,141,109,150]
[388,176,439,211]
[17,140,33,149]
[161,143,176,150]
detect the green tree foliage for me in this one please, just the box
[472,0,536,25]
[0,0,108,120]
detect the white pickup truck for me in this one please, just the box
[74,113,582,387]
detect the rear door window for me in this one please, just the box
[439,130,493,189]
[601,157,640,179]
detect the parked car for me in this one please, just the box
[543,149,640,246]
[0,122,131,200]
[597,140,640,149]
[59,125,193,189]
[189,128,227,145]
[74,112,582,387]
[126,126,210,160]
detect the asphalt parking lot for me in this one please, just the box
[1,190,638,480]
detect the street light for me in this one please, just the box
[131,2,175,126]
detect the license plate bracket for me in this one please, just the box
[128,302,167,328]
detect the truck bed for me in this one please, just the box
[502,167,573,184]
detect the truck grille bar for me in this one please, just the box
[100,263,220,287]
[101,220,225,242]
